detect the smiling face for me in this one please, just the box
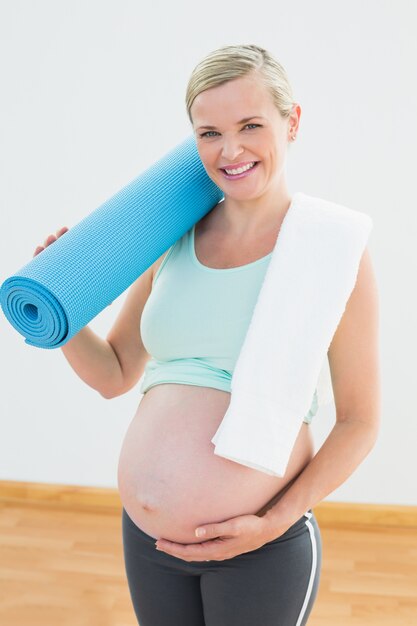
[190,72,299,210]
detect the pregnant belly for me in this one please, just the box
[117,383,314,544]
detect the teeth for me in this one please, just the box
[224,162,256,175]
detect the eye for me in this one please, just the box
[199,130,219,138]
[199,123,262,138]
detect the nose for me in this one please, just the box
[221,136,244,162]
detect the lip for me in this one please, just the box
[220,161,260,180]
[219,160,258,170]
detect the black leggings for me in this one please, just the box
[122,506,322,625]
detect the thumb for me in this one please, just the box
[195,522,236,538]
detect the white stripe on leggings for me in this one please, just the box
[294,511,318,626]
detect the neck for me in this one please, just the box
[219,179,292,238]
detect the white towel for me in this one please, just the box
[211,192,373,477]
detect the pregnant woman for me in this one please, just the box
[35,44,380,626]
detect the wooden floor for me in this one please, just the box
[0,500,416,626]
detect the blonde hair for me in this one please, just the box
[185,44,296,125]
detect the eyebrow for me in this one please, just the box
[196,116,265,131]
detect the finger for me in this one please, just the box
[158,537,230,562]
[195,523,235,539]
[156,539,211,559]
[43,234,56,247]
[158,547,215,562]
[57,226,69,237]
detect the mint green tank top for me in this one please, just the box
[140,224,318,424]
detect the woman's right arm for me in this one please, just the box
[60,326,125,399]
[33,226,156,399]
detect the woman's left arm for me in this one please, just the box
[262,246,382,537]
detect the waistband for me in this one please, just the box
[122,506,314,547]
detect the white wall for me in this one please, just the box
[1,0,415,506]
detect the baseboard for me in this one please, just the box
[0,480,416,529]
[0,480,121,514]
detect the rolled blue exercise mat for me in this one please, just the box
[0,134,224,349]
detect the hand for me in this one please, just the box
[33,226,69,257]
[155,513,283,562]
